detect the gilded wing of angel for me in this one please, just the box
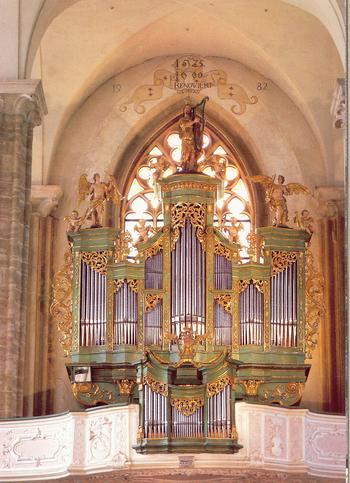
[284,183,310,196]
[106,175,123,205]
[250,174,310,226]
[78,174,91,204]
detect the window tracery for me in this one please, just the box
[122,121,254,258]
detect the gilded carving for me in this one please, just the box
[241,380,263,397]
[50,250,73,356]
[115,231,132,262]
[250,174,310,227]
[143,236,163,260]
[171,203,206,250]
[271,251,298,276]
[81,250,110,275]
[72,383,116,406]
[113,279,140,293]
[207,375,233,397]
[144,374,168,397]
[231,425,238,441]
[239,279,266,294]
[162,181,217,193]
[145,294,162,312]
[214,294,232,314]
[165,327,206,367]
[170,397,204,417]
[260,382,305,406]
[305,247,325,359]
[214,239,239,261]
[117,379,135,396]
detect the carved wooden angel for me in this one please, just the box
[134,219,155,244]
[250,174,310,226]
[78,173,123,228]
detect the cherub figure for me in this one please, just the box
[134,219,155,243]
[294,209,314,236]
[224,216,243,244]
[64,210,84,233]
[115,231,132,262]
[200,154,227,180]
[148,155,171,185]
[79,173,123,228]
[250,174,310,227]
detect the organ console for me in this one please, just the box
[52,108,316,454]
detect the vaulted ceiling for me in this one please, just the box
[27,0,345,186]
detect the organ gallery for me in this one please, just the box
[51,99,321,454]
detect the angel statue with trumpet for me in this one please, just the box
[79,173,123,228]
[250,174,310,227]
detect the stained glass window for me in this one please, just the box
[122,121,254,259]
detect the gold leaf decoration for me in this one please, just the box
[207,375,233,397]
[214,239,239,261]
[143,236,163,260]
[50,250,73,356]
[305,247,325,359]
[239,279,266,294]
[113,279,140,293]
[260,382,304,406]
[241,379,262,396]
[145,294,162,312]
[144,374,168,397]
[271,251,298,276]
[80,250,110,275]
[72,382,116,406]
[171,203,206,250]
[214,295,232,314]
[170,397,204,416]
[117,379,135,395]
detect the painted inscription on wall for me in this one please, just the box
[119,55,258,115]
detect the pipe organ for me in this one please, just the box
[56,171,312,454]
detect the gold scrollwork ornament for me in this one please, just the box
[207,375,233,397]
[271,251,298,276]
[144,374,168,397]
[117,379,135,395]
[80,250,111,275]
[214,295,232,314]
[171,203,206,250]
[50,250,73,356]
[170,397,204,416]
[145,294,162,312]
[72,382,116,406]
[305,247,325,358]
[241,379,262,397]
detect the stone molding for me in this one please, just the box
[330,78,345,128]
[31,184,63,217]
[0,403,345,480]
[0,80,47,126]
[314,186,345,217]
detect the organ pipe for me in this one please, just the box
[144,301,163,346]
[114,282,138,346]
[270,262,297,347]
[171,221,206,337]
[239,282,263,346]
[214,302,232,345]
[80,261,106,346]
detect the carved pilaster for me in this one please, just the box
[23,185,63,417]
[314,186,345,413]
[0,80,46,417]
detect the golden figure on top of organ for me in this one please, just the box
[78,173,123,228]
[250,174,310,226]
[179,96,209,172]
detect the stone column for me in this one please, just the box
[315,187,345,414]
[0,80,47,418]
[23,185,62,417]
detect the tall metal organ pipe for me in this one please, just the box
[270,262,297,347]
[80,261,106,346]
[171,221,206,336]
[144,384,168,438]
[114,282,138,346]
[239,282,264,346]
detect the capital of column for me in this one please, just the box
[0,80,47,126]
[314,186,344,218]
[330,78,345,129]
[31,185,63,217]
